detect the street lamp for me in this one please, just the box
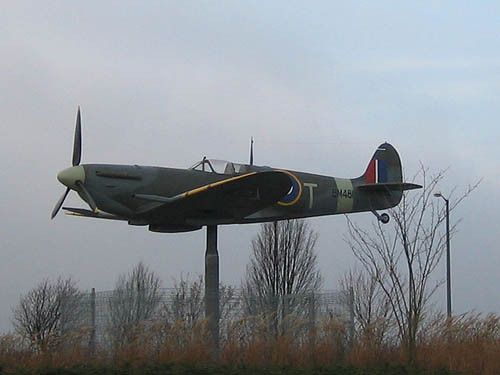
[434,191,451,318]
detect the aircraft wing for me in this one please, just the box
[134,171,292,222]
[62,207,128,220]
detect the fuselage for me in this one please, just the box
[51,108,414,231]
[74,161,401,231]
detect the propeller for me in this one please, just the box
[51,107,98,219]
[75,181,97,212]
[50,187,70,220]
[72,108,82,166]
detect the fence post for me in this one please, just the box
[308,292,317,353]
[348,286,355,350]
[90,287,96,358]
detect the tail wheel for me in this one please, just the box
[380,213,390,224]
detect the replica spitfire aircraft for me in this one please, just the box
[51,109,421,232]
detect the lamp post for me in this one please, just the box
[434,191,451,318]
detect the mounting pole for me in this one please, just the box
[205,225,220,358]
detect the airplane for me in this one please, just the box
[51,108,421,232]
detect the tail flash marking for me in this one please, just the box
[365,159,388,184]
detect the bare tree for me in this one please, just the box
[160,275,237,345]
[108,262,163,347]
[345,167,479,364]
[12,277,83,353]
[241,219,322,337]
[340,268,392,349]
[163,275,205,330]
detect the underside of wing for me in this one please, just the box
[63,207,128,220]
[136,171,292,223]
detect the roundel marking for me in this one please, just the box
[276,170,302,206]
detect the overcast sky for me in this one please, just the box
[1,1,499,332]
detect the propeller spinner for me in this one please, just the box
[51,107,98,219]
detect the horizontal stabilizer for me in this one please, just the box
[357,182,422,192]
[63,207,127,221]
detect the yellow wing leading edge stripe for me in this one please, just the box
[182,172,258,198]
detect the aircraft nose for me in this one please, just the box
[57,166,85,189]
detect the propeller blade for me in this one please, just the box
[75,181,98,213]
[51,187,70,219]
[72,107,82,166]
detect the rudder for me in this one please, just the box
[362,143,402,184]
[354,143,420,211]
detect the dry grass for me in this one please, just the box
[418,313,500,375]
[1,313,499,374]
[0,329,93,369]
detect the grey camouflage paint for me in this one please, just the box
[65,143,414,232]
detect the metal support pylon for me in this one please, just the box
[205,225,219,358]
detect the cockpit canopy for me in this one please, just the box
[189,158,250,175]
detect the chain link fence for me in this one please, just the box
[63,288,354,353]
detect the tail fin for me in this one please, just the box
[356,143,421,208]
[361,143,402,185]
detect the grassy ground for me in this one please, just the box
[0,363,452,375]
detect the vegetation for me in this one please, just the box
[344,168,479,364]
[1,313,499,374]
[108,262,163,350]
[5,207,496,375]
[0,361,453,375]
[12,277,84,354]
[241,220,322,339]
